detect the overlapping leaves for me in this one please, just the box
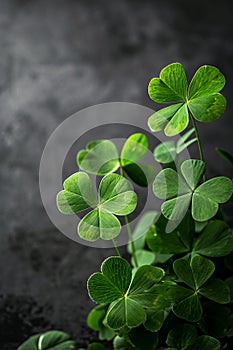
[165,324,221,350]
[57,172,137,241]
[153,159,233,221]
[147,213,233,258]
[77,133,155,187]
[87,257,165,329]
[154,128,197,164]
[166,255,230,322]
[148,63,226,136]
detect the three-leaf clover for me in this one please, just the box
[154,128,197,164]
[56,172,137,241]
[153,159,233,221]
[77,133,155,187]
[87,257,164,329]
[18,330,76,350]
[148,63,226,136]
[167,255,230,322]
[166,324,221,350]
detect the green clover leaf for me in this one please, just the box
[56,172,137,241]
[17,330,76,350]
[148,63,226,136]
[167,255,230,322]
[166,324,221,350]
[146,211,194,255]
[153,159,233,221]
[154,128,197,164]
[77,133,155,187]
[193,220,233,257]
[87,257,164,329]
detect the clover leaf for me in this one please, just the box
[18,330,76,350]
[154,128,197,164]
[57,172,137,241]
[216,147,233,166]
[153,159,233,221]
[148,63,226,136]
[146,211,194,255]
[87,257,164,329]
[167,255,230,322]
[193,220,233,257]
[77,133,155,187]
[166,324,221,350]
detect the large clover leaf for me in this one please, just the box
[18,330,76,350]
[148,63,226,136]
[153,159,233,222]
[87,257,164,329]
[56,172,137,241]
[167,255,230,322]
[77,133,155,187]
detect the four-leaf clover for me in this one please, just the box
[56,172,137,241]
[148,63,226,136]
[87,257,164,329]
[153,159,233,222]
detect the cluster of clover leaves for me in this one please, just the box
[18,63,233,350]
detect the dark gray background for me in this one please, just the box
[0,0,232,348]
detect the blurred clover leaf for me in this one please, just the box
[216,147,233,166]
[154,128,197,164]
[148,63,226,136]
[166,324,221,350]
[77,133,155,187]
[56,172,137,241]
[146,211,194,255]
[193,220,233,257]
[166,255,230,322]
[87,257,164,329]
[18,330,77,350]
[153,159,233,221]
[87,305,115,341]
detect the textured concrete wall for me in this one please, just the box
[0,0,232,348]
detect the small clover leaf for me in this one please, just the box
[153,159,233,221]
[154,128,197,164]
[77,133,155,187]
[148,63,226,136]
[57,172,137,241]
[87,257,164,329]
[168,255,230,322]
[18,330,77,350]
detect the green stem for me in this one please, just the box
[112,239,122,257]
[191,116,206,181]
[120,165,138,268]
[124,215,138,268]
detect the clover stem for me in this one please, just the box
[112,238,122,257]
[191,116,206,181]
[120,165,138,268]
[124,215,138,268]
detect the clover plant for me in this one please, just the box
[18,63,233,350]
